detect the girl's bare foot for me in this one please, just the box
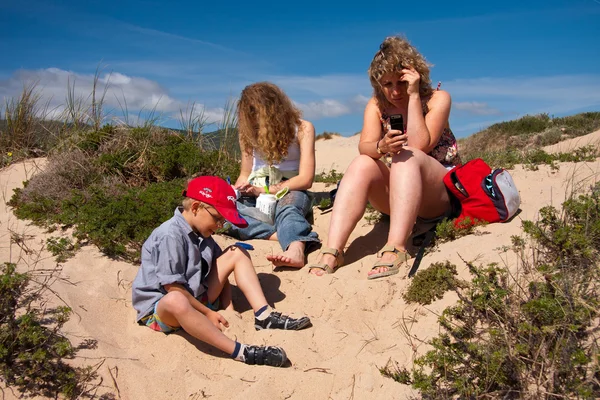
[267,241,305,268]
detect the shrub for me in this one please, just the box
[0,263,99,398]
[65,180,185,261]
[403,261,466,305]
[46,237,77,263]
[382,184,600,398]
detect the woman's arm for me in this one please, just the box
[359,97,406,157]
[270,119,315,193]
[403,69,451,152]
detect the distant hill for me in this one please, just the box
[458,112,600,159]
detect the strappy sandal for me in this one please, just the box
[307,247,344,275]
[367,244,410,280]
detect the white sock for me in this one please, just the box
[255,305,273,321]
[232,342,248,362]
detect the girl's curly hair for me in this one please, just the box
[237,82,302,165]
[368,36,434,111]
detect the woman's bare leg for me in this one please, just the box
[310,155,391,275]
[368,147,450,277]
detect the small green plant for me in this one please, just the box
[315,169,343,184]
[318,197,332,209]
[434,217,486,243]
[379,359,412,384]
[364,203,387,225]
[403,261,466,305]
[0,262,99,398]
[315,131,341,140]
[46,237,77,263]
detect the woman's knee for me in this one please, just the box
[348,154,380,172]
[391,146,427,165]
[345,155,386,183]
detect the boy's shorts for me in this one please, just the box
[139,293,220,334]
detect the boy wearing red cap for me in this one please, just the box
[132,176,311,367]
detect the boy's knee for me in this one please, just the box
[221,245,252,263]
[159,291,190,315]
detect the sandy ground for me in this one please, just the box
[1,130,599,399]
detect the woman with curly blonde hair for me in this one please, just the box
[228,82,319,268]
[308,35,461,279]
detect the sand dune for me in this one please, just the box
[1,132,600,399]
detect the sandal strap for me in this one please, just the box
[321,247,344,266]
[321,246,341,258]
[307,247,344,274]
[308,263,334,274]
[376,245,410,262]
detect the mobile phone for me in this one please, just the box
[389,114,404,132]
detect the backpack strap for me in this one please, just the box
[408,226,436,278]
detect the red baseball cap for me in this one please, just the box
[183,176,248,228]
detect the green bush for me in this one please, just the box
[383,183,600,398]
[66,180,185,261]
[46,237,77,263]
[403,261,466,305]
[0,263,98,398]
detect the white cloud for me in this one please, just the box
[453,101,500,116]
[0,68,226,127]
[295,99,350,119]
[445,75,600,106]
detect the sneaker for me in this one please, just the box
[255,311,312,331]
[243,345,287,367]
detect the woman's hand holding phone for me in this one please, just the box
[382,129,407,154]
[380,114,407,154]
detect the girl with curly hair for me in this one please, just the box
[227,82,319,267]
[308,35,461,279]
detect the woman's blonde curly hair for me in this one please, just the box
[237,82,302,165]
[368,36,434,111]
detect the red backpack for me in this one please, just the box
[443,158,520,227]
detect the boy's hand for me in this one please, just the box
[207,310,229,331]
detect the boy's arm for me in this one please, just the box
[164,283,229,330]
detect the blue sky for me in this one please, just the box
[1,0,599,138]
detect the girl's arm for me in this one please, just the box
[270,119,316,193]
[234,141,253,188]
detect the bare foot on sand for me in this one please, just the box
[267,241,305,268]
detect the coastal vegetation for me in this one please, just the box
[1,80,600,397]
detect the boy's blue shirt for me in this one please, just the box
[132,207,222,321]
